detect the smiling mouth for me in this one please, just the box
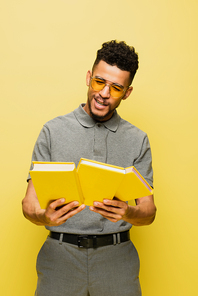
[95,98,107,106]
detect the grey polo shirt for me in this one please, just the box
[29,104,153,234]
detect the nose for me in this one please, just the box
[99,84,111,98]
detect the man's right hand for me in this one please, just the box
[22,180,86,226]
[37,199,86,226]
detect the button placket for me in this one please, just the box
[93,124,109,163]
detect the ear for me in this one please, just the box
[86,70,92,86]
[122,86,133,101]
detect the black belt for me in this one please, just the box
[49,230,130,248]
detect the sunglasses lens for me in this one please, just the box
[110,85,123,98]
[91,78,105,91]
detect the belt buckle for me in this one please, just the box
[77,235,88,248]
[77,235,97,248]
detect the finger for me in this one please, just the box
[91,200,128,220]
[47,198,67,212]
[49,201,81,220]
[90,206,122,222]
[103,199,126,208]
[55,204,86,224]
[103,200,129,215]
[93,201,124,214]
[45,201,80,224]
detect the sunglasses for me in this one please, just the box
[90,76,129,99]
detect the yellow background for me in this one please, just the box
[0,1,197,295]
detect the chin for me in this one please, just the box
[90,109,110,121]
[87,95,116,121]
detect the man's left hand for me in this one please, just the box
[89,198,129,223]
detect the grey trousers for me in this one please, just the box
[35,235,141,296]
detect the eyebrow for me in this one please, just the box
[94,76,124,89]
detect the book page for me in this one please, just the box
[32,162,75,171]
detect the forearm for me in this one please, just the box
[22,196,45,226]
[22,202,45,225]
[22,180,46,225]
[123,198,157,226]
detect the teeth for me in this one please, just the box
[96,99,105,105]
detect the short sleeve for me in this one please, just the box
[133,135,153,188]
[27,126,51,181]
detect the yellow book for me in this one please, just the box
[77,158,153,205]
[77,158,125,206]
[29,159,153,208]
[30,161,84,209]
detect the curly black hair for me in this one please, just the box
[92,40,139,84]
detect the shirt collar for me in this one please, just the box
[73,104,120,132]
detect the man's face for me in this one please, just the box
[84,60,133,122]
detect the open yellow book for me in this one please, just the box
[30,158,153,208]
[77,159,153,205]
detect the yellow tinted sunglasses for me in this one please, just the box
[90,76,129,99]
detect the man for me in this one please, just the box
[22,40,156,296]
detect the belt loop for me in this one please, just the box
[113,234,117,245]
[59,233,63,245]
[93,236,97,248]
[117,233,121,244]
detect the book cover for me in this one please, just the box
[115,166,153,201]
[77,158,125,206]
[30,161,84,209]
